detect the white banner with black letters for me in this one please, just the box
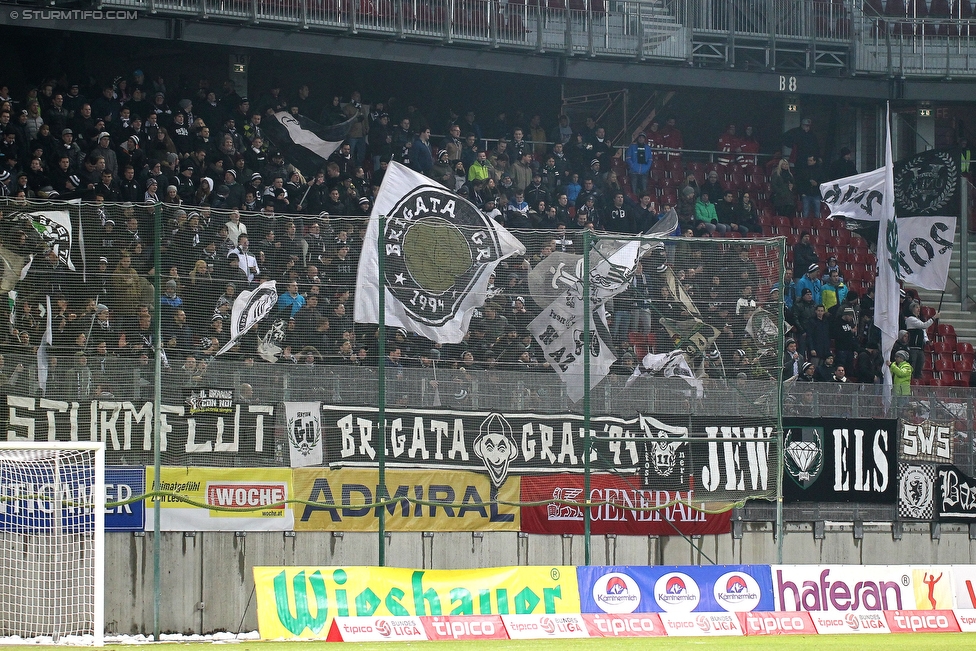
[285,401,323,468]
[890,216,956,290]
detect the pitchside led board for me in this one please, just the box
[782,418,898,503]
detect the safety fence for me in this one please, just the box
[83,0,976,76]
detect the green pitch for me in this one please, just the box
[102,634,976,650]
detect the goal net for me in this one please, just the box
[0,443,104,645]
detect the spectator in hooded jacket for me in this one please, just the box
[625,133,652,196]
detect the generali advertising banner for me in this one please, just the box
[577,565,774,614]
[144,466,293,531]
[519,474,731,536]
[782,418,897,504]
[253,565,580,639]
[290,468,520,532]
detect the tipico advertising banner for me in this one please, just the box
[253,565,580,639]
[292,468,519,532]
[577,565,774,614]
[520,473,730,536]
[772,565,955,612]
[145,467,293,531]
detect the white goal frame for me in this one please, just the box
[0,442,104,646]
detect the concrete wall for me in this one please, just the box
[104,524,976,635]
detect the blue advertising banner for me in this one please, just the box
[577,565,774,614]
[0,464,144,533]
[105,466,145,532]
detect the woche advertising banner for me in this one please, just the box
[577,565,774,614]
[145,466,293,531]
[291,468,520,532]
[782,418,897,504]
[253,565,580,639]
[519,474,731,536]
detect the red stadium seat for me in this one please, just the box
[937,323,956,339]
[932,341,953,356]
[957,341,974,357]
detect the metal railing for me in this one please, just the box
[88,0,976,76]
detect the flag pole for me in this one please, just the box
[582,229,592,567]
[152,201,162,641]
[377,213,387,567]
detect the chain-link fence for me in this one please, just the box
[0,198,788,521]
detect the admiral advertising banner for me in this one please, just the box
[519,474,731,536]
[145,466,293,531]
[321,406,776,503]
[5,396,276,458]
[577,565,774,614]
[253,565,580,639]
[936,465,976,521]
[292,468,519,532]
[782,418,897,503]
[772,565,955,612]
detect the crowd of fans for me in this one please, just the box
[0,70,965,402]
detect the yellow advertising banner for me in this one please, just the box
[253,565,580,639]
[145,466,294,531]
[292,468,520,531]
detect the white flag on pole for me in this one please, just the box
[876,105,901,390]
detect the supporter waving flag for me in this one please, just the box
[263,112,355,175]
[216,280,278,356]
[354,162,525,344]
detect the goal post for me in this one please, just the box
[0,442,105,646]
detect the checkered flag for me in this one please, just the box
[898,462,935,520]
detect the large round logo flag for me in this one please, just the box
[354,162,525,344]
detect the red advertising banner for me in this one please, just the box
[582,613,666,637]
[884,610,960,633]
[737,611,817,635]
[421,616,509,640]
[520,474,731,535]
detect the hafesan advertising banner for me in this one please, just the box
[253,565,580,639]
[771,565,955,612]
[144,466,293,531]
[291,468,519,531]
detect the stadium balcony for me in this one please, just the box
[73,0,976,78]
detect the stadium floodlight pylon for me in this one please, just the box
[0,442,105,646]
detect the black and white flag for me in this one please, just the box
[820,148,958,291]
[898,462,935,520]
[264,112,354,175]
[216,280,278,356]
[353,162,525,343]
[285,401,323,468]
